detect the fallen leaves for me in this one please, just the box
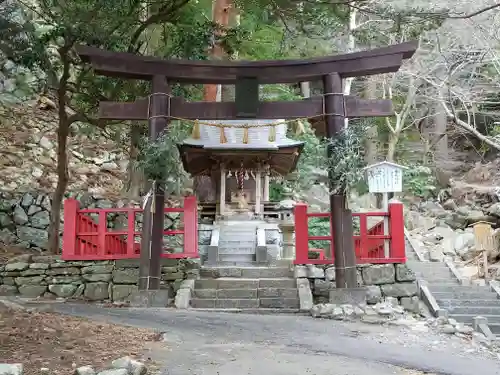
[0,305,157,375]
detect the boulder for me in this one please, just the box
[361,264,395,285]
[395,264,416,282]
[84,282,110,300]
[112,268,139,284]
[380,282,418,297]
[49,284,78,298]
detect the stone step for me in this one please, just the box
[406,261,449,270]
[200,267,293,279]
[191,298,260,309]
[190,298,299,309]
[429,285,494,293]
[260,297,300,308]
[487,324,500,335]
[437,299,500,307]
[449,314,500,325]
[193,288,257,299]
[193,288,298,300]
[424,275,460,285]
[432,291,499,300]
[425,280,460,285]
[202,261,258,268]
[219,238,256,243]
[258,288,298,298]
[413,268,453,275]
[218,247,256,254]
[218,254,255,263]
[447,306,500,315]
[220,230,257,235]
[191,308,304,315]
[195,277,295,289]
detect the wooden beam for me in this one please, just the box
[99,96,393,121]
[76,42,417,83]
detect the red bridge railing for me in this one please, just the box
[294,202,405,265]
[62,196,198,260]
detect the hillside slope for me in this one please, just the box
[0,101,128,196]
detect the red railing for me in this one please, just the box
[62,196,198,260]
[294,202,406,265]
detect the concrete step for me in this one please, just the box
[437,299,500,307]
[218,254,255,263]
[449,314,500,325]
[191,298,260,309]
[432,291,499,300]
[199,267,293,279]
[447,306,500,315]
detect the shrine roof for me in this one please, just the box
[177,120,304,176]
[179,120,304,149]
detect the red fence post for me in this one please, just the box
[127,208,136,257]
[62,199,79,260]
[183,195,198,256]
[294,203,309,264]
[388,202,406,262]
[98,211,107,257]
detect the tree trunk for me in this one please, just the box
[47,45,72,254]
[364,77,379,165]
[193,0,232,202]
[433,90,448,169]
[125,122,144,198]
[386,132,399,162]
[300,82,311,98]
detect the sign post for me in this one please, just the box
[364,161,407,258]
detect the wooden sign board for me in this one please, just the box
[363,161,407,193]
[471,221,494,252]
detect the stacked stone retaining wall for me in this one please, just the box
[0,255,200,302]
[295,263,419,312]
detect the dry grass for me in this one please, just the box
[0,305,160,375]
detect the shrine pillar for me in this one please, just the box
[219,164,226,217]
[255,165,262,217]
[263,171,270,201]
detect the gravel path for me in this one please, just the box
[53,304,500,375]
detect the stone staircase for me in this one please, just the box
[406,241,500,335]
[190,266,300,310]
[216,221,259,265]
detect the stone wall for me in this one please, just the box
[294,263,419,312]
[0,254,199,303]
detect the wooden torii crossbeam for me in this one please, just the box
[77,41,417,291]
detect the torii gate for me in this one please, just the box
[77,41,417,290]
